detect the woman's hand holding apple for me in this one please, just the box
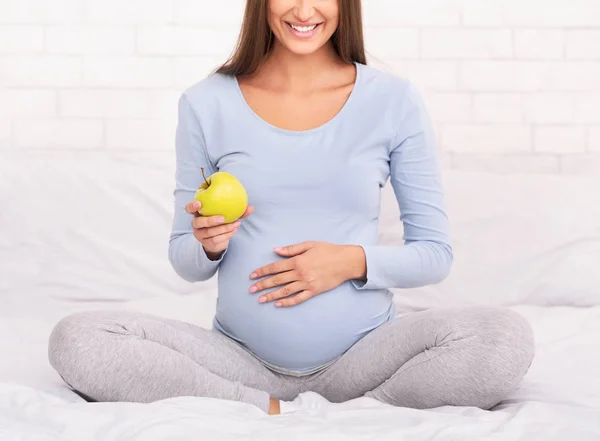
[184,201,254,261]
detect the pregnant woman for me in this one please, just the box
[48,0,535,415]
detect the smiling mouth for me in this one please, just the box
[285,22,323,33]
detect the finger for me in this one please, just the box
[249,270,297,294]
[196,221,241,239]
[274,241,315,257]
[274,291,314,308]
[192,215,226,230]
[240,205,254,219]
[257,282,304,303]
[200,229,237,247]
[185,201,201,215]
[250,259,295,280]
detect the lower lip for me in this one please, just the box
[286,23,322,39]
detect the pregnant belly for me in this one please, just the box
[213,240,394,371]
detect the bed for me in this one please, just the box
[1,150,599,440]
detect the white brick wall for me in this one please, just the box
[0,56,82,86]
[442,124,532,153]
[0,26,44,52]
[523,93,575,124]
[82,57,172,87]
[423,92,471,122]
[0,90,56,117]
[472,94,523,123]
[106,119,175,150]
[551,62,600,91]
[458,61,552,91]
[514,30,564,60]
[136,26,239,56]
[364,28,419,59]
[0,0,599,174]
[575,94,600,123]
[363,0,461,27]
[84,0,172,24]
[0,0,84,24]
[534,126,587,153]
[566,30,600,60]
[58,90,179,118]
[387,60,458,90]
[591,128,600,152]
[0,119,11,148]
[451,153,560,173]
[173,0,245,25]
[45,25,136,54]
[14,119,104,149]
[421,29,513,59]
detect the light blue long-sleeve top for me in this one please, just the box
[169,62,453,373]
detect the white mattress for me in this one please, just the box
[0,301,599,441]
[2,151,600,440]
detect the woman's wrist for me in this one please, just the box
[341,245,367,281]
[204,247,224,261]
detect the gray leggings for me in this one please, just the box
[48,306,535,414]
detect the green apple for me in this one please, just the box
[194,168,248,224]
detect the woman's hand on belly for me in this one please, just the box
[247,241,367,307]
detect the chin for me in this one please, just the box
[282,41,328,56]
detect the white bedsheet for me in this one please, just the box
[1,303,599,441]
[2,152,600,439]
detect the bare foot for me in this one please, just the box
[268,397,280,415]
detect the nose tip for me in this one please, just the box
[294,1,316,22]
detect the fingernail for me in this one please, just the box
[275,302,282,307]
[217,217,225,223]
[192,202,200,209]
[273,247,282,252]
[234,221,241,227]
[258,297,267,303]
[249,286,257,293]
[250,273,257,279]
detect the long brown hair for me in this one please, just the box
[215,0,366,77]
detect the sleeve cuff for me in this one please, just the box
[195,241,227,270]
[350,245,388,291]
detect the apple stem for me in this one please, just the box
[201,167,210,187]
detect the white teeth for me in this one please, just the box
[290,24,317,33]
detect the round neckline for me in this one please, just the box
[231,61,362,137]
